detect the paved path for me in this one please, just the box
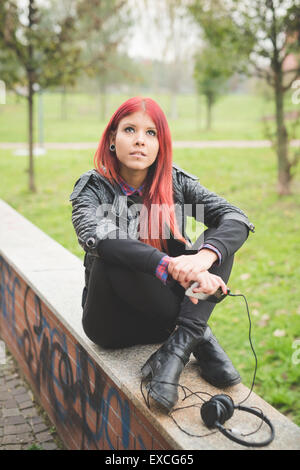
[0,140,299,150]
[0,340,64,450]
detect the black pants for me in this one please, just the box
[82,230,234,349]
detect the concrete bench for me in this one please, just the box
[0,198,299,450]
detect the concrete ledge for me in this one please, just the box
[1,198,300,450]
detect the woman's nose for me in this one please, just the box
[135,131,145,145]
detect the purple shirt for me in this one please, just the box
[117,175,144,197]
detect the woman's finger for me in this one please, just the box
[194,274,227,295]
[211,274,228,294]
[170,263,192,282]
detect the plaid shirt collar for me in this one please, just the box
[117,175,144,197]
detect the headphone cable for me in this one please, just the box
[140,290,266,444]
[227,292,258,405]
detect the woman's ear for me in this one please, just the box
[109,131,116,147]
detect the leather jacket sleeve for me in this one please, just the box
[180,172,255,263]
[70,171,107,254]
[202,219,250,264]
[70,171,166,276]
[181,173,253,230]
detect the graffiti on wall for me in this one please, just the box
[0,255,149,450]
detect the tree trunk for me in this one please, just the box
[274,72,291,196]
[196,94,201,131]
[27,78,36,192]
[99,81,107,121]
[170,92,178,120]
[27,0,36,193]
[61,86,68,120]
[205,95,213,130]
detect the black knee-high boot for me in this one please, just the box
[141,326,200,411]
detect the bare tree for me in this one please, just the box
[0,0,130,192]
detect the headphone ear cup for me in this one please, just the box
[212,394,235,420]
[201,394,235,428]
[201,399,227,428]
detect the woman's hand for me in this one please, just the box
[168,251,227,304]
[167,249,218,284]
[175,271,227,304]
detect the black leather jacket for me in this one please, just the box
[70,164,254,306]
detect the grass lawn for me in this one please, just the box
[0,91,299,142]
[0,145,300,426]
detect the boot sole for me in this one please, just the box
[143,360,240,391]
[200,371,241,388]
[147,387,174,412]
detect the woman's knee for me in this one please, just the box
[82,313,121,349]
[106,263,181,321]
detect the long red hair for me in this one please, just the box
[93,96,189,253]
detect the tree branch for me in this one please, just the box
[250,60,275,87]
[0,30,27,68]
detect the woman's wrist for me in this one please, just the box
[195,248,218,269]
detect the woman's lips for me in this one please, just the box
[130,151,146,157]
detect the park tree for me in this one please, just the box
[189,0,300,195]
[139,0,199,119]
[194,44,234,130]
[78,5,138,121]
[161,0,197,119]
[0,0,130,192]
[95,52,142,121]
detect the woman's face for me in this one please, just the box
[111,111,159,182]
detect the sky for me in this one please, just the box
[122,0,201,62]
[16,0,201,62]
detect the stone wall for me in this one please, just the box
[1,199,300,450]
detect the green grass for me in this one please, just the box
[1,91,299,142]
[26,444,43,450]
[0,146,300,427]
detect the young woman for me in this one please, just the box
[69,96,255,411]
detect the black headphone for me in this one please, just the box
[141,291,276,448]
[200,393,275,447]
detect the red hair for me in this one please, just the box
[93,96,189,253]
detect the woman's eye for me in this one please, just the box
[125,126,135,133]
[124,127,156,136]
